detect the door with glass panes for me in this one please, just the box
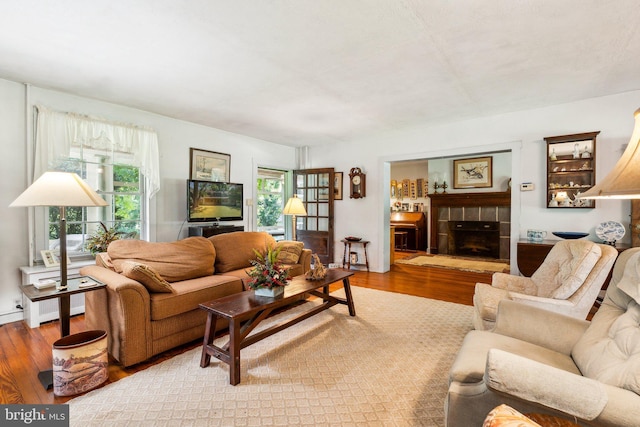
[293,168,334,265]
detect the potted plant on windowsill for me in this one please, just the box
[85,222,136,256]
[246,246,291,297]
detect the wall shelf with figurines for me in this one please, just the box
[545,131,600,209]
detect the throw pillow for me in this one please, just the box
[275,240,304,264]
[121,261,175,293]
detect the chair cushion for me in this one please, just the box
[121,261,175,293]
[532,240,601,298]
[209,231,275,273]
[276,240,304,264]
[572,251,640,395]
[108,237,215,282]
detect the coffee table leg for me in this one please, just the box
[229,319,241,385]
[342,277,356,316]
[200,312,217,368]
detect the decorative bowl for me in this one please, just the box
[552,231,589,240]
[345,236,362,242]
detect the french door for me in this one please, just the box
[293,168,335,265]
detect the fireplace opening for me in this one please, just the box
[448,221,500,259]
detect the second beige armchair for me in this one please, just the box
[473,239,617,330]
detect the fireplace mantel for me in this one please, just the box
[429,191,511,208]
[428,191,511,256]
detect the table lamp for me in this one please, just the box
[10,171,108,291]
[580,108,640,199]
[282,195,307,241]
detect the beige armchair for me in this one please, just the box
[446,247,640,427]
[473,240,617,330]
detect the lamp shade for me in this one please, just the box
[10,172,108,207]
[282,195,307,216]
[580,108,640,199]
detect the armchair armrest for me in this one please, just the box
[493,299,589,355]
[485,348,608,421]
[491,272,536,294]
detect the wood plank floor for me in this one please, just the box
[0,251,494,405]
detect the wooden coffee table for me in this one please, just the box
[199,269,356,385]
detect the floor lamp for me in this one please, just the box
[10,171,108,330]
[283,195,307,241]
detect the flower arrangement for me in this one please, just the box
[246,246,291,291]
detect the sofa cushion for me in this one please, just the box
[121,261,175,293]
[532,241,601,298]
[209,231,275,273]
[276,240,304,264]
[149,275,244,320]
[108,237,215,282]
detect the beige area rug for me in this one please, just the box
[68,287,473,426]
[396,255,509,274]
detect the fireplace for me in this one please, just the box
[448,221,500,259]
[428,192,511,260]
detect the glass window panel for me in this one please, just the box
[306,189,316,202]
[296,175,305,187]
[319,203,329,216]
[306,218,317,231]
[319,173,330,187]
[307,174,317,186]
[318,218,329,231]
[306,203,317,216]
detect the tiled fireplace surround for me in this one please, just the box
[429,192,511,260]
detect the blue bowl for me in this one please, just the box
[552,231,589,240]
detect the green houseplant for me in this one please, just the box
[85,222,134,255]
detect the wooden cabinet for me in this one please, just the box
[545,131,599,209]
[188,225,243,238]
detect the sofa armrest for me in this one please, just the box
[485,348,608,421]
[80,265,153,366]
[493,299,590,355]
[299,248,312,273]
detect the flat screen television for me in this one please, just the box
[187,180,243,222]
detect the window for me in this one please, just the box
[48,148,144,257]
[32,106,159,260]
[256,168,286,239]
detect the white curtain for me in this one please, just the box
[34,106,161,197]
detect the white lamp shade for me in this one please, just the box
[10,171,108,207]
[580,108,640,199]
[282,195,307,216]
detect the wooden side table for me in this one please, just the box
[341,239,370,271]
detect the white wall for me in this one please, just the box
[310,90,640,273]
[0,79,297,323]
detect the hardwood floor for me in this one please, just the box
[0,252,493,405]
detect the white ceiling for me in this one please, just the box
[2,1,640,147]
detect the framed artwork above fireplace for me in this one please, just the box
[453,156,493,189]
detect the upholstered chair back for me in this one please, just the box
[531,240,602,298]
[572,248,640,395]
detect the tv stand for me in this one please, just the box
[188,224,244,238]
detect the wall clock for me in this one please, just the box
[349,167,366,199]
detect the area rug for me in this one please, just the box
[396,255,509,274]
[68,287,473,426]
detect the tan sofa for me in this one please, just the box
[80,231,311,367]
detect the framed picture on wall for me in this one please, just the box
[189,148,230,182]
[453,156,493,189]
